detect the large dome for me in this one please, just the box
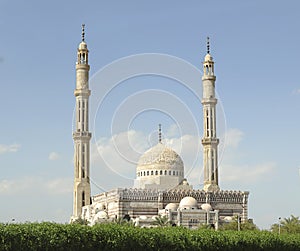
[137,143,184,172]
[134,143,185,190]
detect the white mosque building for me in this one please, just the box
[71,25,249,228]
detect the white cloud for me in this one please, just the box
[90,126,203,190]
[0,144,21,154]
[0,177,72,195]
[220,162,276,183]
[45,178,73,195]
[48,152,60,161]
[89,126,275,191]
[292,89,300,95]
[165,124,180,138]
[223,128,244,148]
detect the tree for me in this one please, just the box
[220,219,258,231]
[153,215,170,227]
[71,217,89,225]
[271,215,300,234]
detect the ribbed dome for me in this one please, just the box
[137,143,184,172]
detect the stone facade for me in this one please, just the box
[82,188,249,228]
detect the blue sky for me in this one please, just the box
[0,1,299,229]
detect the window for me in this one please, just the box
[155,170,158,175]
[209,109,213,137]
[160,170,162,175]
[205,65,209,75]
[165,170,167,175]
[78,101,81,123]
[169,171,171,175]
[147,171,149,176]
[151,170,153,175]
[211,150,215,181]
[82,191,85,207]
[206,110,209,137]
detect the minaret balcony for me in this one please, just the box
[201,138,219,145]
[202,75,216,81]
[73,131,92,139]
[74,89,91,97]
[201,98,217,104]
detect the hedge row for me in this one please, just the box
[0,222,300,251]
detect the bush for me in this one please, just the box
[0,222,300,251]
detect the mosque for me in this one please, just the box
[71,25,249,228]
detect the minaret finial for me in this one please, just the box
[81,24,85,42]
[207,36,210,54]
[158,124,162,143]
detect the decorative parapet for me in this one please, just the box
[92,188,249,205]
[117,188,160,201]
[163,189,249,204]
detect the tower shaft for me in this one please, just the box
[202,40,220,192]
[72,25,91,218]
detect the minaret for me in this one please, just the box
[202,37,220,192]
[72,24,91,219]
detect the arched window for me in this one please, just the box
[82,191,85,207]
[155,170,158,175]
[160,170,163,175]
[164,170,167,175]
[151,170,153,175]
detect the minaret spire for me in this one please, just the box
[158,124,162,143]
[72,25,91,220]
[206,36,210,54]
[201,37,220,192]
[81,24,85,42]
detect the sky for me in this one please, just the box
[0,0,299,229]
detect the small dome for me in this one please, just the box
[78,41,87,50]
[95,211,108,219]
[179,196,198,209]
[137,143,184,172]
[201,203,212,211]
[165,203,178,211]
[204,53,213,62]
[223,216,233,222]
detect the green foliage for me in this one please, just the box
[220,220,259,231]
[0,222,300,251]
[111,217,136,227]
[271,215,300,234]
[71,217,89,225]
[153,215,171,227]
